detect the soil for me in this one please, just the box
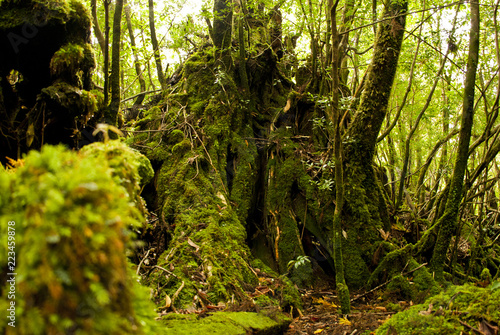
[285,281,400,335]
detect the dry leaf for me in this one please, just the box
[313,329,324,334]
[26,123,35,147]
[187,238,200,252]
[216,192,227,206]
[164,295,172,308]
[314,297,338,309]
[339,317,351,325]
[418,303,433,316]
[378,228,390,241]
[283,99,292,112]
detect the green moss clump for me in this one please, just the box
[50,43,95,85]
[79,140,154,218]
[0,145,155,334]
[161,311,290,335]
[376,283,500,335]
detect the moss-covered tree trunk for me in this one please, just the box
[341,0,407,287]
[212,0,233,68]
[106,0,123,126]
[328,0,350,314]
[430,1,480,282]
[148,0,167,91]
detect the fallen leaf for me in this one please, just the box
[339,317,351,325]
[313,329,324,334]
[164,295,171,308]
[418,303,433,316]
[283,99,292,113]
[187,238,200,252]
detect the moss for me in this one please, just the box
[0,145,152,334]
[368,244,438,302]
[279,275,303,310]
[168,129,185,144]
[376,283,500,335]
[79,140,154,199]
[161,311,290,335]
[50,43,95,85]
[126,46,300,312]
[0,0,71,29]
[171,138,192,155]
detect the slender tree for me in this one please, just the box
[430,0,480,282]
[328,0,350,315]
[148,0,167,90]
[103,0,110,105]
[106,0,124,125]
[125,1,147,105]
[91,0,106,53]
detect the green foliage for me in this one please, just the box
[0,144,155,334]
[288,256,314,288]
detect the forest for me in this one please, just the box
[0,0,499,333]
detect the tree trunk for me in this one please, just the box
[430,0,480,282]
[103,0,110,105]
[212,0,233,68]
[91,0,106,54]
[125,2,147,105]
[148,0,167,90]
[328,0,350,315]
[106,0,123,126]
[341,0,407,287]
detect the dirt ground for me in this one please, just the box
[284,282,402,335]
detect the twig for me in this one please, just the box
[457,319,485,335]
[154,265,178,278]
[121,89,163,103]
[136,249,151,275]
[171,281,185,306]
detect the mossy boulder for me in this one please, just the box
[161,311,291,335]
[376,282,500,335]
[0,144,157,334]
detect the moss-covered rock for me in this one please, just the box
[161,311,291,335]
[0,144,157,334]
[376,282,500,335]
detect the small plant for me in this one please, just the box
[287,255,311,272]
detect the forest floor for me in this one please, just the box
[285,280,401,335]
